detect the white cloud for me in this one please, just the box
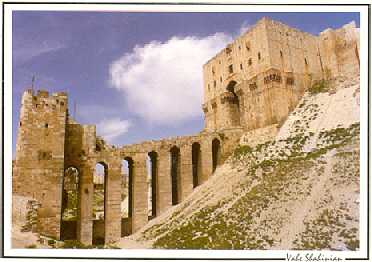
[109,33,232,125]
[96,118,131,142]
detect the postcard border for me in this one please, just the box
[1,2,370,261]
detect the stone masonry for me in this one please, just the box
[12,18,359,245]
[202,18,359,132]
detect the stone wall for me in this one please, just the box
[318,21,360,80]
[265,18,323,78]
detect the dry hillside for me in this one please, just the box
[120,76,360,250]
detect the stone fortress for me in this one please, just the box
[12,18,360,246]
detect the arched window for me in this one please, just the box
[228,64,234,74]
[226,81,241,126]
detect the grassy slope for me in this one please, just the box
[133,78,360,250]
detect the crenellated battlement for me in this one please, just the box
[21,89,68,113]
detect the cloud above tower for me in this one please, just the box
[109,32,232,125]
[96,117,132,143]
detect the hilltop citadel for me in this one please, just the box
[12,18,360,245]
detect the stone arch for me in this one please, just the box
[121,157,133,236]
[170,146,181,205]
[92,161,108,245]
[226,80,237,92]
[60,166,79,240]
[192,142,202,188]
[226,80,241,127]
[212,138,221,173]
[148,151,158,219]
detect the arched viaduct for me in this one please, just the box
[61,122,243,245]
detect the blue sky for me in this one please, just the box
[12,11,360,155]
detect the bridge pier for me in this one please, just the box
[156,149,172,215]
[180,145,193,201]
[131,154,148,233]
[200,139,213,184]
[104,161,121,244]
[77,163,93,246]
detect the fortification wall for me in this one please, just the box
[318,21,360,80]
[265,18,322,78]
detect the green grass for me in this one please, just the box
[233,145,253,158]
[308,80,330,95]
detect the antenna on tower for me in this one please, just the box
[31,75,35,93]
[73,100,77,119]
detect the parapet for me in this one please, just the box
[37,90,49,98]
[53,92,68,97]
[20,89,68,113]
[24,89,68,100]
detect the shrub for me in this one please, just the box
[47,239,55,246]
[233,145,253,158]
[308,80,329,95]
[346,239,359,251]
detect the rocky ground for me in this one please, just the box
[12,225,49,249]
[119,76,360,250]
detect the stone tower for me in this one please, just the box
[202,18,359,132]
[13,89,68,238]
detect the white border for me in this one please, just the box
[3,2,369,260]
